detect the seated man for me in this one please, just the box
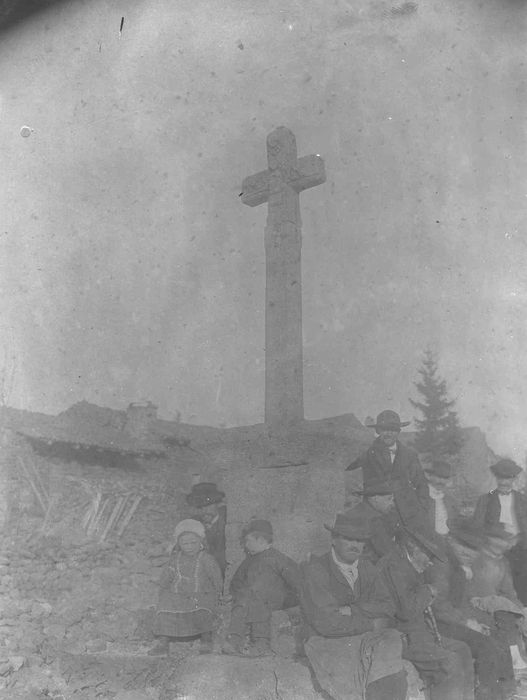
[465,522,527,673]
[349,480,400,559]
[378,524,475,700]
[428,518,515,700]
[222,519,301,657]
[472,458,527,605]
[300,504,408,700]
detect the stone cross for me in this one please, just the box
[241,127,326,427]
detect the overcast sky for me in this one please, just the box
[1,0,526,459]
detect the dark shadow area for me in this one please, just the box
[26,435,145,470]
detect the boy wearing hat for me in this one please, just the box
[185,482,227,577]
[472,459,527,604]
[347,410,429,521]
[301,504,408,700]
[222,519,301,657]
[378,524,475,700]
[349,480,400,558]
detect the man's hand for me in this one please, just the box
[465,618,490,636]
[339,606,352,616]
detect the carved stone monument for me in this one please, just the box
[241,127,326,428]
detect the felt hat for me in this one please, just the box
[185,482,225,507]
[325,504,377,541]
[490,459,521,479]
[367,410,410,430]
[426,461,453,480]
[398,524,447,562]
[449,518,483,550]
[174,518,206,542]
[241,519,273,540]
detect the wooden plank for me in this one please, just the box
[116,495,142,537]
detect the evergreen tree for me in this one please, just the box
[410,349,464,461]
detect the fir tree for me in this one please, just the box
[410,349,464,461]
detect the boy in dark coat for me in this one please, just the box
[472,458,527,604]
[222,519,301,657]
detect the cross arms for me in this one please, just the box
[241,154,326,208]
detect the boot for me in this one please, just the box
[148,636,170,656]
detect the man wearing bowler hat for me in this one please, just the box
[472,459,527,604]
[185,482,227,577]
[301,504,408,700]
[347,410,429,519]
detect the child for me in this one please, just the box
[185,482,227,578]
[150,518,223,655]
[222,519,301,657]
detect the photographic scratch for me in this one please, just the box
[119,16,124,39]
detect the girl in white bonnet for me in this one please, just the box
[149,518,223,655]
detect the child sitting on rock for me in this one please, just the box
[150,518,223,655]
[222,519,301,657]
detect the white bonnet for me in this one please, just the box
[174,518,205,542]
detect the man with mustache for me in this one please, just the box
[300,504,408,700]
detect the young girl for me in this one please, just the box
[150,518,223,655]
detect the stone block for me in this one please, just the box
[171,655,320,700]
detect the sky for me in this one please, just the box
[0,0,526,460]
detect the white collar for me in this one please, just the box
[331,548,359,575]
[428,484,445,499]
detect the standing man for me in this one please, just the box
[347,410,429,523]
[471,459,527,604]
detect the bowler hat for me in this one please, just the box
[367,410,410,430]
[325,504,376,541]
[426,461,453,480]
[241,519,273,540]
[186,482,225,507]
[490,459,521,479]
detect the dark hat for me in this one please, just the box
[397,525,447,562]
[449,518,483,550]
[426,461,453,480]
[490,459,521,479]
[368,410,410,431]
[186,482,225,507]
[325,504,377,541]
[241,519,273,540]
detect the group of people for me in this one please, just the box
[149,409,527,700]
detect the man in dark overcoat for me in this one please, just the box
[471,459,527,604]
[427,519,515,700]
[346,410,429,524]
[300,505,408,700]
[377,524,475,700]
